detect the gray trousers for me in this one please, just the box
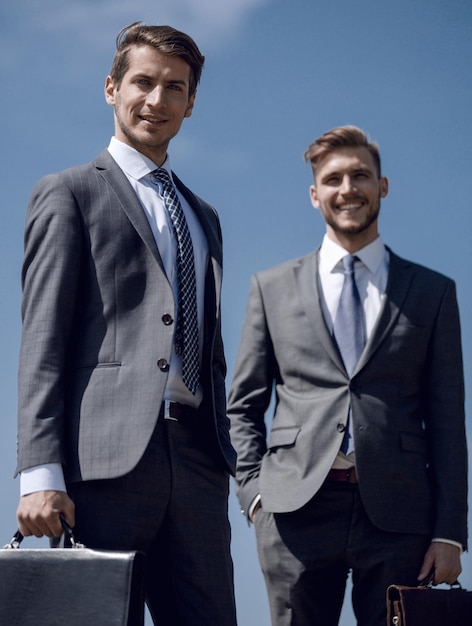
[255,480,429,626]
[68,418,237,626]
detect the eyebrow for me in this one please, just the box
[322,165,371,179]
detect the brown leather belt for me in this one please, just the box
[326,467,358,483]
[161,401,197,424]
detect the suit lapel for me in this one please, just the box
[173,173,222,315]
[295,249,345,372]
[93,151,166,272]
[356,249,415,371]
[294,247,415,376]
[173,175,221,262]
[94,151,221,315]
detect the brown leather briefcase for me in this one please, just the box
[387,582,472,625]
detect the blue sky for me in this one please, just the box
[1,1,471,624]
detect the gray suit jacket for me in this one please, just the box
[228,248,467,547]
[17,150,236,482]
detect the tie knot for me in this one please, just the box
[342,255,357,274]
[152,167,172,187]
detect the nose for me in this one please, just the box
[340,175,356,194]
[147,85,167,108]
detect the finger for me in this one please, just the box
[17,515,55,538]
[434,564,462,586]
[417,557,434,581]
[17,495,67,538]
[61,498,76,529]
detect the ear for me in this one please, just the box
[104,76,116,106]
[380,176,389,198]
[184,91,196,118]
[310,184,320,208]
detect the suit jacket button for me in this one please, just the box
[157,358,169,372]
[337,422,346,433]
[161,313,174,326]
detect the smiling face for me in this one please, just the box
[105,45,195,166]
[310,146,389,252]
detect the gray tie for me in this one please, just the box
[333,255,366,453]
[152,168,200,394]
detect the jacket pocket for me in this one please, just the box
[76,361,122,370]
[268,426,300,450]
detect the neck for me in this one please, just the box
[326,230,378,254]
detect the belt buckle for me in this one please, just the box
[163,400,178,421]
[346,467,357,483]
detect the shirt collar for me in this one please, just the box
[320,234,387,274]
[107,136,173,182]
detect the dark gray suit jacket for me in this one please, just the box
[17,150,236,482]
[228,248,467,547]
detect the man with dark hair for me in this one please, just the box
[16,22,237,625]
[228,125,467,626]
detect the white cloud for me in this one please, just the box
[11,0,270,51]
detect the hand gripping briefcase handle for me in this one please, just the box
[387,580,472,626]
[0,518,146,626]
[5,517,84,549]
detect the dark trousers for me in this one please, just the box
[67,419,237,626]
[255,481,429,626]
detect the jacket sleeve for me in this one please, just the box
[16,173,83,474]
[424,280,468,548]
[227,274,277,516]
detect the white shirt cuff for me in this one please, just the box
[20,463,67,496]
[248,494,262,521]
[432,537,463,553]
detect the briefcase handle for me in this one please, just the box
[419,571,463,590]
[420,579,463,590]
[3,518,84,550]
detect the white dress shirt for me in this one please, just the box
[21,137,208,496]
[107,137,207,409]
[318,234,389,469]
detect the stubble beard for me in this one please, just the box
[326,198,381,237]
[117,115,170,154]
[114,96,174,159]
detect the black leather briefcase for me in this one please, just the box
[0,522,146,625]
[387,582,472,626]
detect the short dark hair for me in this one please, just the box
[304,126,382,178]
[109,22,205,96]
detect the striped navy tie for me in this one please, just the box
[333,255,366,453]
[152,168,200,394]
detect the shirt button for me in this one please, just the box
[157,359,169,372]
[161,313,174,326]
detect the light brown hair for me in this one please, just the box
[304,126,382,179]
